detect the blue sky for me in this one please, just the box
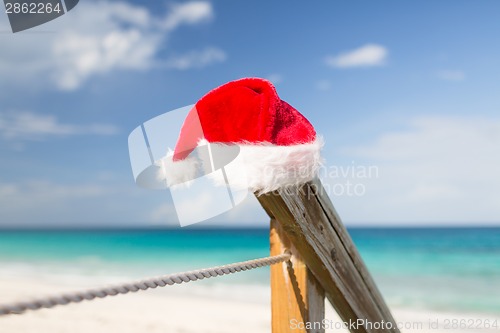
[1,1,500,228]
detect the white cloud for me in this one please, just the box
[164,47,227,70]
[52,29,160,90]
[0,177,267,227]
[221,195,268,227]
[436,70,465,82]
[325,44,388,68]
[0,181,110,223]
[0,180,149,227]
[0,181,110,198]
[331,115,500,225]
[149,191,268,227]
[149,202,178,225]
[0,111,118,141]
[0,1,219,91]
[162,1,213,30]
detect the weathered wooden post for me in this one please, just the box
[257,178,400,333]
[270,218,325,333]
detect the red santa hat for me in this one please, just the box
[157,77,323,194]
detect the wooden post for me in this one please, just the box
[270,218,325,333]
[257,178,400,333]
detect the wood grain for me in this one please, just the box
[270,219,325,333]
[257,179,400,333]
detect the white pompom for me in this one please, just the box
[155,151,200,187]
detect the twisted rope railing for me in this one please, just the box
[0,252,291,316]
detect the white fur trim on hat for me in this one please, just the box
[200,138,324,194]
[155,151,200,187]
[153,138,323,194]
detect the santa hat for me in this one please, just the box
[157,77,323,194]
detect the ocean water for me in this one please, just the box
[0,227,499,315]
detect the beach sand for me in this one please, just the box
[1,277,499,333]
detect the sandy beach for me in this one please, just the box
[1,277,499,333]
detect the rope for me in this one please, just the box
[0,252,291,316]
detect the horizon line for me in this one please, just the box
[0,224,500,231]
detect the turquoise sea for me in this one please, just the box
[0,227,499,315]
